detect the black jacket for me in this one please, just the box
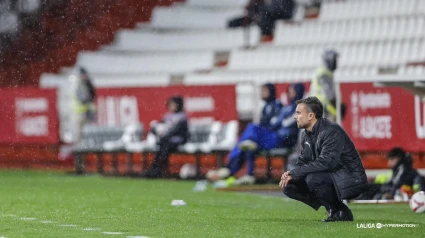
[290,118,368,199]
[152,112,189,146]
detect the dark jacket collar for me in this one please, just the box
[306,117,323,136]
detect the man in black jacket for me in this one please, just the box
[279,96,367,222]
[145,96,189,178]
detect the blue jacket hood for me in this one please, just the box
[289,83,305,103]
[263,83,277,102]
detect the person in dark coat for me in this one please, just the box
[145,96,189,178]
[280,96,367,222]
[74,67,96,142]
[356,147,425,200]
[228,0,295,37]
[228,0,263,28]
[258,0,295,36]
[206,83,304,186]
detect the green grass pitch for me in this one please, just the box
[0,170,424,238]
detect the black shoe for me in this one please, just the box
[335,209,354,221]
[322,209,338,222]
[143,169,161,178]
[322,208,354,222]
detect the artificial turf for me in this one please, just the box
[0,170,424,238]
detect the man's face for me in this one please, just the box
[294,103,313,129]
[168,101,178,112]
[388,157,400,169]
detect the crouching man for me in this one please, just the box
[280,96,367,222]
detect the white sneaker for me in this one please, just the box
[234,175,256,185]
[239,140,258,151]
[206,167,231,181]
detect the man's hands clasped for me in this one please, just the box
[279,171,292,188]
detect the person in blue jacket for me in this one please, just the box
[207,83,305,186]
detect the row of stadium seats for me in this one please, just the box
[39,73,171,88]
[320,0,425,20]
[70,38,425,76]
[74,120,239,176]
[230,38,425,70]
[108,15,425,52]
[151,5,244,29]
[41,63,425,89]
[75,51,215,74]
[274,15,424,45]
[185,0,249,8]
[108,27,260,52]
[184,66,381,85]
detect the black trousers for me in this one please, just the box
[283,172,347,211]
[149,141,179,175]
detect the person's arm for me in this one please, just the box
[269,104,295,131]
[318,75,337,116]
[86,79,96,102]
[260,102,282,128]
[295,135,307,166]
[289,127,344,180]
[162,115,188,141]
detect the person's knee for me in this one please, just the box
[283,184,296,198]
[305,173,330,190]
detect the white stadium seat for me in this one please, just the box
[39,73,170,88]
[274,15,425,46]
[110,27,260,52]
[151,6,244,29]
[186,0,249,8]
[320,0,419,20]
[75,51,215,74]
[230,38,425,70]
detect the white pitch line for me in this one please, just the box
[0,214,17,217]
[83,228,101,231]
[20,217,36,221]
[102,232,125,235]
[60,224,77,227]
[40,220,55,224]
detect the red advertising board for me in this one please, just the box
[95,85,237,128]
[0,88,59,145]
[341,83,425,152]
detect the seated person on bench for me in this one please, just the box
[207,83,305,186]
[356,147,425,200]
[144,96,189,178]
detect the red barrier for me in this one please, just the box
[0,88,59,145]
[95,85,238,127]
[341,83,425,152]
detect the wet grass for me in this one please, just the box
[0,170,424,238]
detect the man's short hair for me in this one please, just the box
[296,96,324,119]
[387,147,406,159]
